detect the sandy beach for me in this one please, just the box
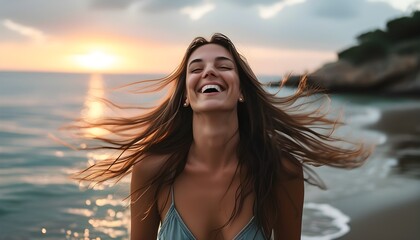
[336,103,420,240]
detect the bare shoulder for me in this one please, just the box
[275,157,304,240]
[131,154,170,187]
[277,157,304,199]
[279,157,304,180]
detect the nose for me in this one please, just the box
[203,65,217,78]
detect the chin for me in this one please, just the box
[192,104,237,113]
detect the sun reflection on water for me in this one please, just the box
[81,74,110,138]
[64,194,130,239]
[63,74,130,239]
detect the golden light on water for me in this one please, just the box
[66,208,94,217]
[72,73,131,240]
[95,194,121,207]
[65,194,129,239]
[81,74,110,137]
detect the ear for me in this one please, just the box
[184,88,189,102]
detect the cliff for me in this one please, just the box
[281,11,420,95]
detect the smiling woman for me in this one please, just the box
[70,33,372,240]
[72,50,118,71]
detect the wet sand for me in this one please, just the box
[336,178,420,239]
[337,104,420,240]
[369,103,420,179]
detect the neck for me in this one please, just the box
[189,111,240,170]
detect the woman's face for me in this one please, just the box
[185,44,242,113]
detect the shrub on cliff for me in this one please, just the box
[338,40,388,65]
[387,11,420,42]
[357,29,390,44]
[338,11,420,64]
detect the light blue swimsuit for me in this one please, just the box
[157,187,267,240]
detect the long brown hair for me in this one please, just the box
[69,33,371,238]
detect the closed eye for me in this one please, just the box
[218,66,232,70]
[191,68,203,73]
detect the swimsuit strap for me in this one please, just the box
[170,184,175,207]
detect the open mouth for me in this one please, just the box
[200,84,223,93]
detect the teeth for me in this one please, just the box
[201,84,222,93]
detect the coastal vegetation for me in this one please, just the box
[279,10,420,95]
[338,11,420,65]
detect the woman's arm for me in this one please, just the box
[275,159,305,240]
[130,155,166,239]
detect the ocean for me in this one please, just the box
[1,71,419,240]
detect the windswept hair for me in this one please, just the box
[68,33,371,238]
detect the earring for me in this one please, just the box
[239,97,244,102]
[183,99,189,107]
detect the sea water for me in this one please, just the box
[0,72,418,240]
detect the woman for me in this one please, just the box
[73,33,371,239]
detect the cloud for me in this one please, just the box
[258,0,307,19]
[180,3,216,20]
[141,0,199,12]
[0,0,404,52]
[89,0,200,12]
[226,0,284,6]
[0,0,93,37]
[88,0,283,11]
[121,0,401,51]
[368,0,420,12]
[308,0,364,19]
[90,0,136,9]
[2,19,47,42]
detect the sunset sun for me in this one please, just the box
[72,50,118,71]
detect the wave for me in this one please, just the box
[302,203,350,240]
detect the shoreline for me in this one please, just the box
[336,177,420,240]
[338,104,420,239]
[303,168,420,240]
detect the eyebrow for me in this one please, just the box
[188,56,234,67]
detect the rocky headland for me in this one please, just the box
[277,11,420,96]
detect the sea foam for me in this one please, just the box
[301,203,350,240]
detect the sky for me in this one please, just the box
[0,0,419,76]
